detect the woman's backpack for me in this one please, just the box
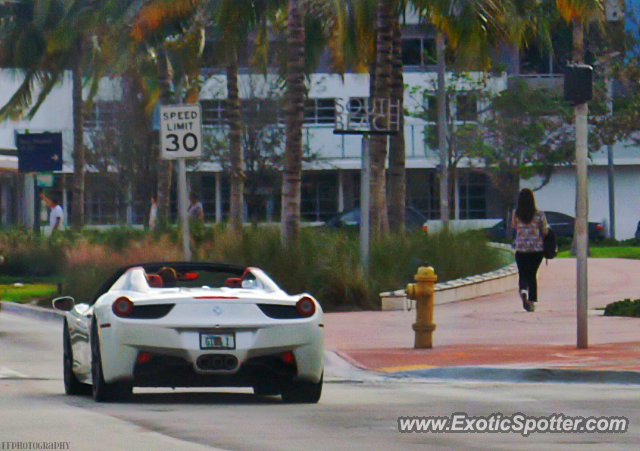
[543,228,558,260]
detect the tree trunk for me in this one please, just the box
[370,0,393,237]
[436,29,449,226]
[281,0,306,247]
[570,19,586,256]
[71,38,85,229]
[572,20,584,63]
[227,50,244,234]
[157,50,173,224]
[388,19,405,233]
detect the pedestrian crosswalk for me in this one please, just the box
[0,366,27,379]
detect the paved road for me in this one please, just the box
[1,312,639,451]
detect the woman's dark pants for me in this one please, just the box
[515,251,544,302]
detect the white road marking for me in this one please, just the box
[0,367,28,379]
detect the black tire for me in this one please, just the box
[281,373,323,404]
[91,322,133,403]
[63,321,91,396]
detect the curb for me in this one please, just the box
[386,366,640,385]
[0,301,64,323]
[380,244,517,310]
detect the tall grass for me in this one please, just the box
[0,227,505,311]
[195,227,504,310]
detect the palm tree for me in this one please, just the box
[0,0,120,229]
[127,0,208,224]
[412,0,508,226]
[555,0,604,63]
[368,0,394,236]
[324,0,405,233]
[281,0,306,247]
[388,11,406,232]
[213,0,284,234]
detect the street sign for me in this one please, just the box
[36,173,54,187]
[160,105,202,160]
[16,133,63,173]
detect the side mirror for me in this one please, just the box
[52,296,75,312]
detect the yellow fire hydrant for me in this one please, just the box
[406,266,437,349]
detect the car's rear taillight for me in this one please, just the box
[112,297,134,317]
[597,224,603,231]
[296,296,316,317]
[282,351,295,364]
[137,352,153,364]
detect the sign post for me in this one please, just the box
[564,64,593,349]
[334,98,400,273]
[16,132,63,233]
[160,104,203,262]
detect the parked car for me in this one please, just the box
[484,211,605,242]
[324,206,428,232]
[52,262,324,403]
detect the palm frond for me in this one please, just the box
[0,69,50,122]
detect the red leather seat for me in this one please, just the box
[147,274,164,288]
[225,278,242,289]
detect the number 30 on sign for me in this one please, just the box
[160,105,203,159]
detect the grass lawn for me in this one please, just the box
[558,247,640,259]
[0,284,58,304]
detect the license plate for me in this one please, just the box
[200,333,235,350]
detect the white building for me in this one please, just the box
[1,15,639,238]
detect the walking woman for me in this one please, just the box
[512,188,548,312]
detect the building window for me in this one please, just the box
[402,38,422,66]
[401,38,436,66]
[424,96,438,123]
[304,98,336,124]
[424,94,477,123]
[201,173,229,221]
[84,101,119,129]
[301,172,338,221]
[201,100,226,126]
[459,171,487,219]
[456,93,478,122]
[242,99,284,124]
[407,170,440,220]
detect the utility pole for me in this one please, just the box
[575,102,589,349]
[564,64,593,350]
[605,69,615,239]
[360,136,371,273]
[436,30,449,226]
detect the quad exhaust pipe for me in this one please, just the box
[197,354,238,371]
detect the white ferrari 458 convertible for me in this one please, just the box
[52,262,324,403]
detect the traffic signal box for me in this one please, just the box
[564,64,594,105]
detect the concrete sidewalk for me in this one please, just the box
[325,258,640,377]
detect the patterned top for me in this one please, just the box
[513,210,548,252]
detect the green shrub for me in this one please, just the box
[0,227,507,312]
[195,227,504,311]
[0,228,65,277]
[603,299,640,318]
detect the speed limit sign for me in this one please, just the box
[160,104,202,159]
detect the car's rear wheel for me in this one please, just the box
[281,372,323,404]
[63,320,90,396]
[91,322,133,403]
